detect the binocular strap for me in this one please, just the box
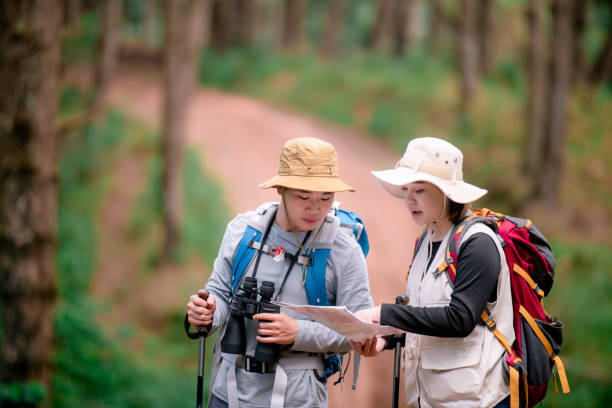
[225,354,324,408]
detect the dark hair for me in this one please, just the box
[447,199,468,225]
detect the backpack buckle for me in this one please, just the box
[484,315,497,331]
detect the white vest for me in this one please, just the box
[403,223,514,408]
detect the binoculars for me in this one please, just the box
[221,277,281,366]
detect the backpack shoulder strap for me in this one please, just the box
[405,226,428,280]
[304,215,340,306]
[439,214,498,285]
[231,202,278,293]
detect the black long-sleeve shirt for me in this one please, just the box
[380,232,501,338]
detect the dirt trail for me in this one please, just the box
[107,69,417,407]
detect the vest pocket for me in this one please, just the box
[421,340,482,369]
[419,328,485,402]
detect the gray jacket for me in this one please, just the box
[205,202,373,407]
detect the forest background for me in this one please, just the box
[1,0,611,407]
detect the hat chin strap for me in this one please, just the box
[431,195,447,225]
[429,196,449,241]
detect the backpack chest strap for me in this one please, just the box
[248,240,314,266]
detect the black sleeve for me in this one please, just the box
[380,232,501,337]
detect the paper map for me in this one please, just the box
[273,301,404,343]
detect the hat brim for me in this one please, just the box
[259,175,356,192]
[371,167,486,204]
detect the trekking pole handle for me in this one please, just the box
[185,289,212,339]
[395,295,408,305]
[392,295,408,408]
[196,289,209,408]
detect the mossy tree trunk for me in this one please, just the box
[0,0,62,404]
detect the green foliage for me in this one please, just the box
[0,381,45,406]
[54,107,213,407]
[543,243,612,407]
[129,154,162,241]
[62,11,101,63]
[57,112,124,301]
[128,142,231,267]
[199,46,294,89]
[60,87,96,118]
[182,149,232,266]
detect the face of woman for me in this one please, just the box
[278,188,335,232]
[401,182,448,226]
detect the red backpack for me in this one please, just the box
[430,208,570,408]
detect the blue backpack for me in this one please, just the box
[230,203,369,306]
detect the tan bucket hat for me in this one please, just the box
[259,137,355,192]
[372,137,487,203]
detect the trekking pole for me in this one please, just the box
[392,295,408,408]
[185,289,210,408]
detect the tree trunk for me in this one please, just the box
[536,0,574,203]
[0,0,61,401]
[196,0,213,48]
[190,0,213,51]
[281,0,306,52]
[64,0,81,30]
[477,0,494,75]
[589,25,612,86]
[368,0,393,50]
[210,0,237,52]
[392,0,413,57]
[571,0,588,84]
[95,0,122,120]
[161,0,199,262]
[320,0,344,59]
[237,0,258,46]
[459,0,479,108]
[524,0,548,178]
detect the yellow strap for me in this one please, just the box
[519,306,554,356]
[553,355,571,394]
[552,368,559,394]
[481,311,515,355]
[477,207,503,218]
[525,219,532,229]
[522,373,529,407]
[514,264,545,297]
[477,208,490,218]
[456,224,467,235]
[509,367,520,408]
[438,260,448,273]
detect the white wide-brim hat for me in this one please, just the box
[372,137,487,204]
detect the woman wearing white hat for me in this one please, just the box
[187,137,373,408]
[352,137,515,408]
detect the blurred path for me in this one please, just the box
[108,69,417,407]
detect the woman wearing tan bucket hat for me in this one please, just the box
[187,137,373,408]
[352,137,515,408]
